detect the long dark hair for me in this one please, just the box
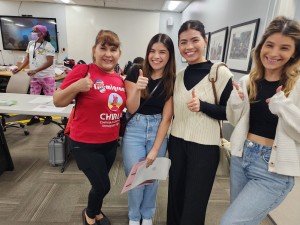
[142,33,176,100]
[44,31,51,42]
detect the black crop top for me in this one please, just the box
[125,65,167,115]
[249,79,280,139]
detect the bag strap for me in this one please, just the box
[208,63,227,141]
[125,78,163,123]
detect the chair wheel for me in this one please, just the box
[24,130,30,136]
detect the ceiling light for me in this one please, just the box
[168,1,181,11]
[60,0,70,3]
[162,1,190,12]
[2,18,13,22]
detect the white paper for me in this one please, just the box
[28,96,53,104]
[121,157,171,193]
[54,67,64,75]
[32,104,66,112]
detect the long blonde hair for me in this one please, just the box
[248,16,300,101]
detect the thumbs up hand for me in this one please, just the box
[266,85,283,104]
[76,73,93,92]
[187,88,200,112]
[232,80,245,101]
[136,69,148,90]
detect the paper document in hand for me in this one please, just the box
[121,157,171,194]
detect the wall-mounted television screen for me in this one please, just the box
[0,16,59,52]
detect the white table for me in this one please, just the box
[0,93,73,117]
[0,93,74,173]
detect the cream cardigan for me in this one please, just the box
[171,63,233,145]
[227,75,300,176]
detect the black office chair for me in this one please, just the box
[0,71,30,135]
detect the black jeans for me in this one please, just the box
[167,135,220,225]
[70,138,118,219]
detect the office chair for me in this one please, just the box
[0,71,30,135]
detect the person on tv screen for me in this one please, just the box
[18,34,29,50]
[12,24,55,126]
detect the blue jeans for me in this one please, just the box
[122,113,167,221]
[220,140,294,225]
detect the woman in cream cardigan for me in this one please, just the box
[221,16,300,225]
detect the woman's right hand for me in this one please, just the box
[136,69,148,90]
[232,80,244,100]
[75,73,93,92]
[12,68,20,74]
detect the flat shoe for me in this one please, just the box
[82,208,96,225]
[96,211,111,225]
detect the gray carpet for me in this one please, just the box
[0,122,275,225]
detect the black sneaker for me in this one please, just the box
[27,116,40,126]
[43,116,52,125]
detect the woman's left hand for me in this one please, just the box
[146,150,158,168]
[186,89,200,112]
[27,70,37,76]
[266,85,282,104]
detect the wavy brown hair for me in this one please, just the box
[92,30,121,62]
[248,16,300,101]
[141,33,176,100]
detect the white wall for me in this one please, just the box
[181,0,277,80]
[296,0,300,21]
[159,12,184,71]
[0,1,180,68]
[65,6,159,68]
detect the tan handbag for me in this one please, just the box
[208,62,231,176]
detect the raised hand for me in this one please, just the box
[266,85,282,104]
[136,69,148,90]
[76,73,93,92]
[187,88,200,112]
[232,80,244,100]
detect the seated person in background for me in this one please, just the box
[18,35,29,49]
[13,24,55,125]
[132,56,144,65]
[123,57,144,75]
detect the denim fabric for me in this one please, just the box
[122,113,167,222]
[220,140,294,225]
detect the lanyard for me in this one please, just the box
[33,41,44,59]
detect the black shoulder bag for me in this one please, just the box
[119,79,163,137]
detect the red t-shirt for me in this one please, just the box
[60,63,126,143]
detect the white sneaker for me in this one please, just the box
[129,220,140,225]
[142,219,153,225]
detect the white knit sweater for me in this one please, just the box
[171,63,233,145]
[227,75,300,176]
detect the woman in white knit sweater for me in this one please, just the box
[220,16,300,225]
[167,20,234,225]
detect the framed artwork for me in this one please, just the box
[226,18,260,73]
[204,32,210,59]
[207,27,228,63]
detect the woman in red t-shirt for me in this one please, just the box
[53,30,126,225]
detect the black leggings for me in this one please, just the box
[167,135,220,225]
[70,138,118,219]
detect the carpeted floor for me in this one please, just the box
[0,121,275,225]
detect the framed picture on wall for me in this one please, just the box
[207,27,228,63]
[204,32,210,59]
[226,18,260,73]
